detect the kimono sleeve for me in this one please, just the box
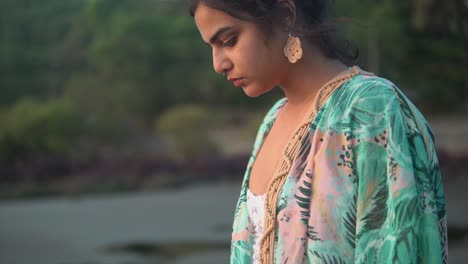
[349,82,447,263]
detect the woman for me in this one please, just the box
[189,0,447,263]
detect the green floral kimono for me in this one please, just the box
[230,71,447,263]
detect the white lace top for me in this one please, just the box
[246,188,266,264]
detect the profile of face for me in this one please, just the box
[194,4,290,97]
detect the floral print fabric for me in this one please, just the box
[246,189,266,264]
[230,72,447,263]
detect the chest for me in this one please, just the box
[248,113,302,195]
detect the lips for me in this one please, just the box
[229,77,244,87]
[233,78,244,87]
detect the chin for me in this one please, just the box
[242,84,273,98]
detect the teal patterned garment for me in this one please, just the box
[230,71,447,263]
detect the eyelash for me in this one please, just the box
[222,36,237,47]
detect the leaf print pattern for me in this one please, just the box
[307,225,321,242]
[230,71,447,263]
[290,137,311,180]
[231,241,252,264]
[357,177,389,239]
[343,194,357,249]
[294,171,312,225]
[309,250,348,264]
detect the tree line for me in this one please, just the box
[0,0,466,162]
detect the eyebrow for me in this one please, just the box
[208,26,233,45]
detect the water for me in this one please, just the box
[1,178,467,264]
[0,182,240,264]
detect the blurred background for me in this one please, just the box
[0,0,466,263]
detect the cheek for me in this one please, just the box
[249,42,283,73]
[236,32,286,84]
[255,49,286,83]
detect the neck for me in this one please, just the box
[278,47,349,110]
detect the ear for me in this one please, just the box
[277,0,297,29]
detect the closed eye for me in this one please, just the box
[221,35,237,47]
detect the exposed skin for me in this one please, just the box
[194,1,350,194]
[195,3,287,98]
[193,1,348,113]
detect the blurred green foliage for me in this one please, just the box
[156,104,218,160]
[334,0,467,112]
[0,0,466,161]
[0,98,84,160]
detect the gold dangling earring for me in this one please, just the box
[283,33,303,63]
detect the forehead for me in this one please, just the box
[194,4,243,42]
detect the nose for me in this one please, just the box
[212,48,232,76]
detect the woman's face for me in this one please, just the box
[194,4,289,97]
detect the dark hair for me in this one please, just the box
[188,0,358,65]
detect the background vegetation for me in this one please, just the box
[0,0,466,198]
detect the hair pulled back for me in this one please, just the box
[188,0,358,65]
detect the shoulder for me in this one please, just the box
[319,72,414,132]
[317,72,414,136]
[328,73,401,113]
